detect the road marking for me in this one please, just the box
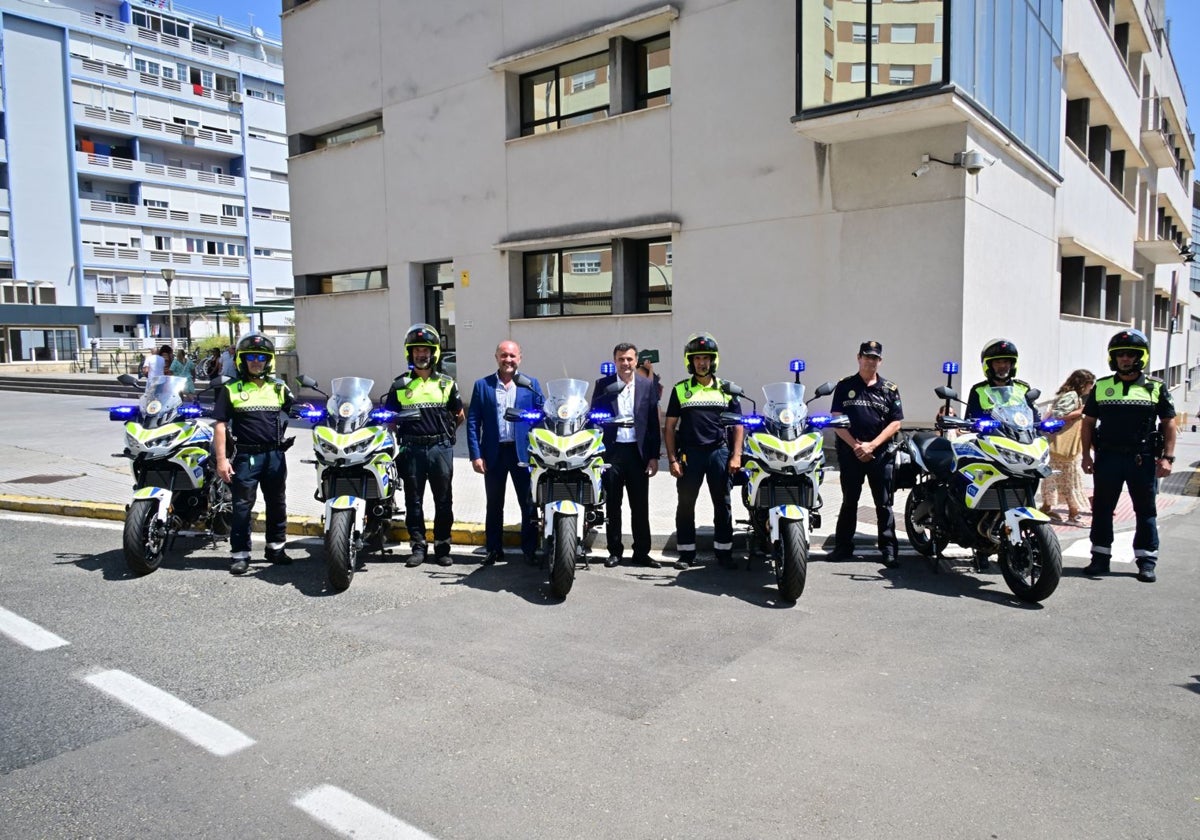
[293,784,439,840]
[0,512,124,531]
[0,606,70,651]
[83,669,255,757]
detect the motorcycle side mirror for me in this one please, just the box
[513,372,533,389]
[1025,388,1041,404]
[390,374,412,392]
[503,407,526,422]
[721,381,744,397]
[206,375,227,390]
[117,373,139,388]
[296,374,319,390]
[935,385,959,401]
[603,379,625,396]
[719,411,744,426]
[809,381,836,400]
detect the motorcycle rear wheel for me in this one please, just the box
[124,499,166,576]
[904,485,949,558]
[326,508,357,593]
[777,519,808,602]
[550,515,577,598]
[1000,522,1062,603]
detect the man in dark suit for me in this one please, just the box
[467,340,544,566]
[592,342,662,569]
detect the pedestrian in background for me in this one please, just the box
[1039,368,1095,526]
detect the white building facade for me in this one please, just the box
[281,0,1191,415]
[0,0,292,364]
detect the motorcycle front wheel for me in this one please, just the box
[777,519,808,602]
[904,485,948,558]
[550,514,577,598]
[326,507,357,593]
[1000,522,1062,603]
[124,499,166,576]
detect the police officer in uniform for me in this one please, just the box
[966,338,1034,420]
[663,333,743,570]
[1081,329,1176,582]
[829,340,904,568]
[383,324,464,568]
[213,333,295,576]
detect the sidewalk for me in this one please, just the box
[1,389,1197,561]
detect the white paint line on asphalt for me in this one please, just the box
[293,785,439,840]
[83,669,255,757]
[0,606,70,651]
[1061,530,1136,562]
[0,512,124,531]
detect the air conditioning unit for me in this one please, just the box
[183,125,199,138]
[230,91,244,104]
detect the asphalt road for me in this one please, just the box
[2,509,1198,839]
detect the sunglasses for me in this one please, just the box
[1112,350,1140,358]
[243,353,270,363]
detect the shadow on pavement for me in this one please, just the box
[1180,675,1200,696]
[451,553,564,606]
[55,540,228,581]
[850,545,1048,610]
[664,555,800,609]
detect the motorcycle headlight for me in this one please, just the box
[996,447,1035,467]
[566,440,593,458]
[318,439,340,455]
[125,431,139,449]
[534,438,563,459]
[345,438,373,455]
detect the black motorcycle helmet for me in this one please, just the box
[236,333,275,378]
[404,323,442,370]
[980,338,1018,382]
[1107,328,1149,372]
[684,332,720,375]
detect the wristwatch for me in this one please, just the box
[1160,455,1176,463]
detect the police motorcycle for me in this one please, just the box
[720,362,848,602]
[294,375,418,593]
[504,376,625,598]
[110,373,233,576]
[899,369,1065,603]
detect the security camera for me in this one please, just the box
[955,150,996,174]
[912,163,931,178]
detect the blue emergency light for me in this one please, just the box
[976,419,1000,432]
[178,405,204,419]
[1040,417,1066,433]
[368,408,397,424]
[740,415,765,428]
[789,359,806,373]
[600,361,616,376]
[301,407,327,423]
[520,410,543,421]
[942,361,960,375]
[589,410,613,422]
[808,414,833,428]
[109,405,139,421]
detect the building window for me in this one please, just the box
[851,23,880,43]
[221,204,244,217]
[306,268,388,295]
[313,117,383,150]
[520,51,610,136]
[850,64,879,84]
[640,239,673,312]
[524,246,613,316]
[891,24,918,44]
[889,66,915,86]
[636,35,671,109]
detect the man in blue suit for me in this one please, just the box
[467,340,544,566]
[592,343,663,569]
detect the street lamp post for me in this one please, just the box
[161,268,176,350]
[221,290,234,342]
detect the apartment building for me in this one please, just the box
[0,0,292,364]
[281,0,1191,411]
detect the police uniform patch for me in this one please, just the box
[847,390,856,399]
[1105,387,1114,396]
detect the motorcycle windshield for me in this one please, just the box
[326,377,376,432]
[140,375,188,428]
[762,382,808,440]
[982,386,1035,430]
[543,378,591,435]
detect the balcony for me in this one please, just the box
[83,244,248,276]
[0,138,6,161]
[75,13,232,65]
[75,152,244,195]
[1140,97,1176,169]
[79,199,247,236]
[0,237,11,261]
[71,104,242,155]
[71,56,242,112]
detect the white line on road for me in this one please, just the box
[0,606,70,651]
[293,785,439,840]
[0,512,124,531]
[83,669,255,757]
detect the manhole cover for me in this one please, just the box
[7,474,81,485]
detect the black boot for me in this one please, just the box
[1136,561,1157,583]
[265,547,293,565]
[1083,555,1110,575]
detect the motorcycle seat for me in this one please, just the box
[912,432,955,477]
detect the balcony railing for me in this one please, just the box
[80,199,246,234]
[73,56,237,107]
[71,104,241,153]
[84,244,247,273]
[75,152,244,193]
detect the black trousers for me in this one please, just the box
[483,442,537,555]
[835,450,898,558]
[402,441,454,547]
[230,449,287,557]
[1090,450,1159,564]
[603,442,651,560]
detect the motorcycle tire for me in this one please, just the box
[1000,522,1062,603]
[124,499,165,576]
[326,507,357,593]
[904,486,948,558]
[550,514,577,598]
[778,519,808,603]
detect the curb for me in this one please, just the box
[0,493,498,547]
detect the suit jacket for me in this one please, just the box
[591,374,662,466]
[467,372,544,465]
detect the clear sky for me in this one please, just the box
[167,0,283,40]
[1165,0,1200,122]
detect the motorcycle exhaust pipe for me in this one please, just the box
[370,503,389,518]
